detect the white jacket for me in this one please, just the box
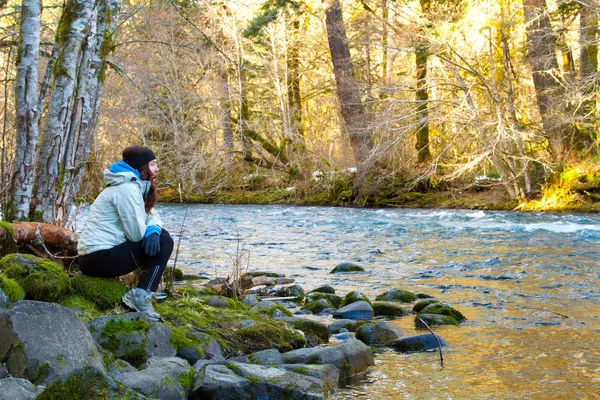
[78,168,162,255]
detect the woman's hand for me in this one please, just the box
[142,233,160,256]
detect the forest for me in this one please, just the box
[0,0,598,226]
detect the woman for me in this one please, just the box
[78,145,174,320]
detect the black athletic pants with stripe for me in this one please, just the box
[78,230,174,292]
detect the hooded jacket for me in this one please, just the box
[77,162,162,255]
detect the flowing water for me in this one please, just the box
[155,204,599,399]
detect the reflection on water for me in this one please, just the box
[153,204,599,398]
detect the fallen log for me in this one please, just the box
[0,221,79,258]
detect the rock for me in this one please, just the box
[110,357,193,400]
[330,263,365,273]
[373,301,410,317]
[242,294,259,306]
[247,349,283,365]
[276,285,305,301]
[191,364,251,399]
[282,340,374,380]
[251,300,293,317]
[0,363,8,379]
[355,322,404,346]
[36,365,146,399]
[280,364,339,394]
[274,317,330,346]
[70,276,127,310]
[333,301,374,321]
[0,254,70,302]
[0,274,25,303]
[321,308,336,315]
[207,296,231,308]
[412,299,439,313]
[415,313,459,327]
[88,313,175,366]
[416,293,435,299]
[177,331,223,365]
[192,357,226,373]
[418,302,466,322]
[301,299,334,314]
[304,292,343,308]
[0,377,45,400]
[0,301,103,385]
[375,288,417,303]
[339,291,371,308]
[310,285,335,294]
[392,333,448,352]
[331,329,354,342]
[329,319,364,333]
[0,290,8,309]
[107,359,137,376]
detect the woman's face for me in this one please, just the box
[148,159,159,177]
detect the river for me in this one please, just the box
[151,204,599,399]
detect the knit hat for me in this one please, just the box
[122,146,156,170]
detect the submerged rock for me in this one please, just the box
[356,322,404,346]
[0,254,70,302]
[415,313,459,327]
[0,301,103,385]
[392,333,447,352]
[330,263,365,273]
[0,377,45,400]
[88,313,175,367]
[282,340,374,380]
[333,301,374,321]
[36,365,146,400]
[375,288,417,303]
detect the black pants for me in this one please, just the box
[79,230,174,292]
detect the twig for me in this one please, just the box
[168,208,188,292]
[524,307,569,319]
[418,317,444,368]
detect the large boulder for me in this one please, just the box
[247,349,283,365]
[333,301,374,321]
[88,313,175,367]
[0,301,103,385]
[282,340,374,380]
[375,288,417,303]
[330,263,364,273]
[0,254,70,302]
[109,357,194,400]
[392,333,448,352]
[0,377,45,400]
[70,276,127,310]
[191,364,251,400]
[36,365,146,399]
[355,322,404,346]
[274,317,330,346]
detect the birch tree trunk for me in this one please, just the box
[523,0,569,161]
[9,0,41,221]
[32,0,94,223]
[323,0,374,178]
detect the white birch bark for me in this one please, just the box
[10,0,41,221]
[33,0,95,223]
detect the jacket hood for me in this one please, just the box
[104,161,151,197]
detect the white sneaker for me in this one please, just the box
[122,288,161,320]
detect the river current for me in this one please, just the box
[149,204,599,399]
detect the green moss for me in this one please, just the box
[301,299,334,314]
[305,292,342,308]
[31,361,51,385]
[225,363,240,374]
[247,375,262,384]
[0,273,25,302]
[286,319,329,343]
[98,318,152,365]
[173,268,185,281]
[177,367,196,392]
[0,221,15,238]
[415,314,458,327]
[412,299,439,313]
[255,303,292,317]
[168,327,206,358]
[0,253,71,302]
[375,288,417,303]
[71,276,127,310]
[418,302,466,322]
[372,301,408,317]
[291,366,309,374]
[58,295,101,323]
[229,322,307,354]
[339,291,371,308]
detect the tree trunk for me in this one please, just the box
[574,1,598,152]
[323,0,373,176]
[9,0,41,221]
[287,18,304,140]
[522,0,569,160]
[32,0,94,224]
[219,66,234,161]
[415,45,431,163]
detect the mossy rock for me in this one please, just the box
[228,322,307,354]
[339,291,371,308]
[71,276,127,310]
[252,301,293,317]
[304,292,343,308]
[301,299,334,314]
[0,253,70,302]
[242,271,282,278]
[58,295,103,323]
[415,313,458,327]
[330,262,365,273]
[418,302,466,322]
[412,299,439,313]
[276,317,330,346]
[373,301,409,317]
[375,288,417,303]
[0,273,25,302]
[310,285,335,294]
